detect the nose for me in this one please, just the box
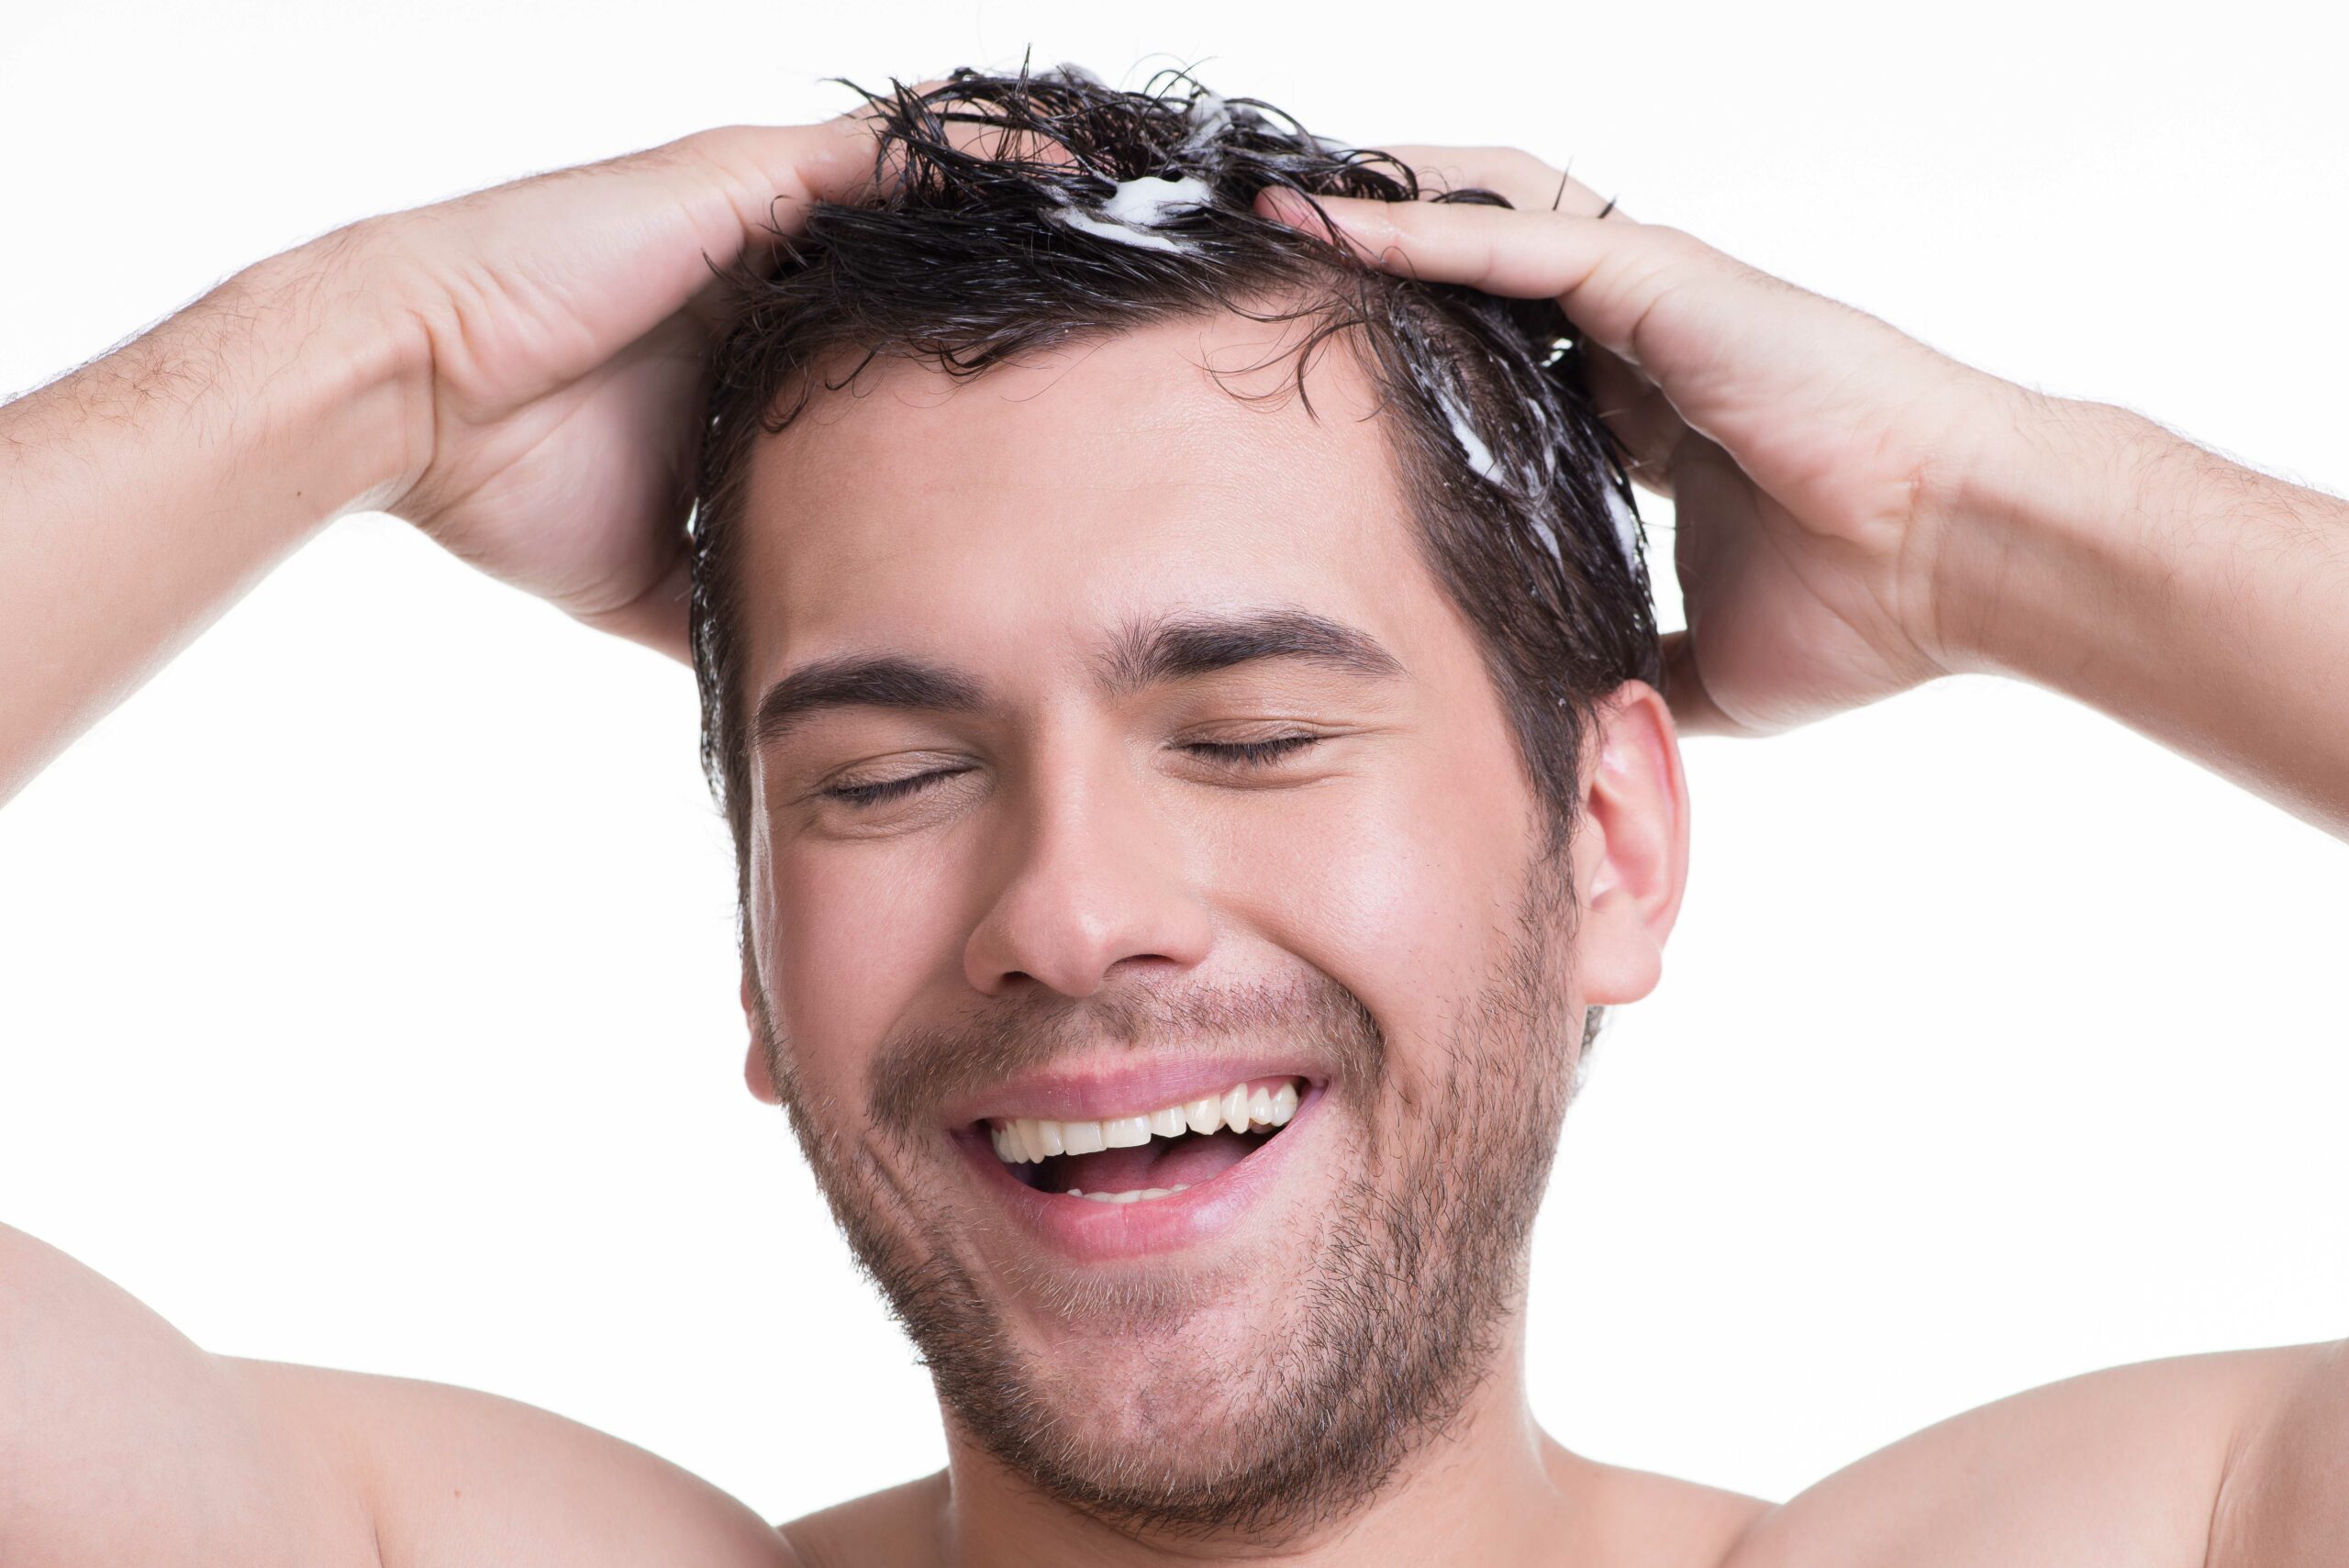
[961,739,1214,999]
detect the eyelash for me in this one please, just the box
[1187,734,1322,767]
[825,769,970,808]
[819,736,1323,809]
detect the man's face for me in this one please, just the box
[730,312,1659,1535]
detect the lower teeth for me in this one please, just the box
[1066,1185,1189,1204]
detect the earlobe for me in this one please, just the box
[741,971,783,1106]
[743,1040,783,1106]
[1571,681,1691,1006]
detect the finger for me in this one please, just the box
[1256,190,1748,383]
[1657,630,1743,738]
[416,112,899,370]
[674,113,892,234]
[580,550,693,664]
[1305,154,1684,488]
[1306,156,1687,492]
[824,74,1071,192]
[662,73,964,264]
[653,105,917,336]
[1367,143,1623,219]
[675,76,1048,330]
[1582,342,1687,495]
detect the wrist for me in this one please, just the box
[205,228,429,528]
[0,231,430,796]
[1925,389,2183,687]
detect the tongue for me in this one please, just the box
[1056,1129,1260,1193]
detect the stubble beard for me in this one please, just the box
[757,850,1583,1546]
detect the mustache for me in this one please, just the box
[867,969,1387,1139]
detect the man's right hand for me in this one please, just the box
[0,102,899,796]
[328,114,888,658]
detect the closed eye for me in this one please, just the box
[823,767,971,807]
[822,738,1321,808]
[1182,735,1323,766]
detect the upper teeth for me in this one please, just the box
[988,1079,1300,1164]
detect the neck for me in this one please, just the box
[930,1310,1608,1567]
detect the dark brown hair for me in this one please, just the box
[689,63,1660,891]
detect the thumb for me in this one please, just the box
[576,550,692,664]
[1658,630,1742,738]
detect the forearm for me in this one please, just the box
[0,233,414,803]
[1941,395,2349,837]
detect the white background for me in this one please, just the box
[2,0,2343,1527]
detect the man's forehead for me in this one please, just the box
[732,310,1429,680]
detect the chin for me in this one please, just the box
[990,1262,1294,1431]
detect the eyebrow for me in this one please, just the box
[751,655,985,748]
[1099,607,1404,694]
[751,608,1402,750]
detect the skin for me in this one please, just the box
[729,311,1694,1562]
[2,101,2346,1568]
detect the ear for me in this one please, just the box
[741,969,783,1106]
[1569,681,1691,1006]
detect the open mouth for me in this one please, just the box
[979,1074,1307,1204]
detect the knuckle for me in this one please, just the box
[1641,225,1719,273]
[632,128,764,208]
[626,124,764,187]
[629,128,719,172]
[675,123,753,161]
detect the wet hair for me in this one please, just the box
[688,62,1660,893]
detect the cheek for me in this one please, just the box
[1209,748,1545,1069]
[758,839,973,1092]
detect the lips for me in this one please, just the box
[987,1073,1304,1202]
[952,1073,1324,1260]
[941,1051,1327,1126]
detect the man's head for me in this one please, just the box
[687,66,1688,1543]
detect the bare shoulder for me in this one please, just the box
[2207,1340,2349,1567]
[0,1220,377,1567]
[1718,1342,2345,1568]
[0,1220,794,1568]
[247,1357,804,1568]
[776,1472,948,1568]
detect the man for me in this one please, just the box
[1,61,2343,1567]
